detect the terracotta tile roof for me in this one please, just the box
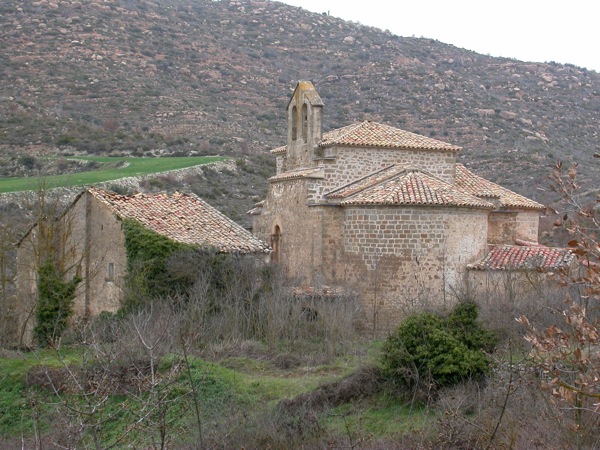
[269,167,324,181]
[468,245,573,271]
[318,121,462,151]
[269,121,461,155]
[456,164,545,210]
[270,145,287,155]
[330,166,494,208]
[88,188,270,254]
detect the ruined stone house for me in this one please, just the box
[250,81,572,327]
[15,188,270,346]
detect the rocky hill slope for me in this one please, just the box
[1,0,599,216]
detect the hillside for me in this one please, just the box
[1,0,599,216]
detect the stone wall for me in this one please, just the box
[515,211,539,242]
[338,205,488,326]
[15,192,126,346]
[14,228,39,347]
[84,194,125,316]
[55,193,125,319]
[315,146,457,195]
[253,178,322,284]
[488,210,539,244]
[275,154,286,174]
[319,206,346,284]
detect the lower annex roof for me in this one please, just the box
[89,188,270,254]
[468,244,573,271]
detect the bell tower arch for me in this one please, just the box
[286,81,323,169]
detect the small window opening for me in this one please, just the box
[107,263,115,281]
[271,225,281,263]
[291,105,298,141]
[301,103,308,142]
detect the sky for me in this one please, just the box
[281,0,600,73]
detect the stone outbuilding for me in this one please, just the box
[15,188,270,346]
[250,81,571,328]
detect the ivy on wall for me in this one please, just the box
[34,259,82,347]
[122,218,192,310]
[121,218,271,316]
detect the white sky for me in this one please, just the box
[281,0,600,72]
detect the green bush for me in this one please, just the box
[381,301,496,389]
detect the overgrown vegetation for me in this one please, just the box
[122,218,192,308]
[2,261,599,448]
[34,259,81,347]
[0,202,20,347]
[1,165,599,447]
[122,219,360,352]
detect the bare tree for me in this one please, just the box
[0,202,21,346]
[14,181,101,347]
[516,161,600,447]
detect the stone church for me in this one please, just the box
[250,81,572,325]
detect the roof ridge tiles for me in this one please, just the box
[318,120,462,151]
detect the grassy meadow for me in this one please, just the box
[0,156,226,193]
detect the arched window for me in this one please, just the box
[291,106,298,141]
[271,225,281,263]
[301,103,308,142]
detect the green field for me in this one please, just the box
[0,156,226,193]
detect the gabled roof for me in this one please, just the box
[286,81,324,110]
[318,121,462,151]
[88,188,270,254]
[455,164,545,211]
[467,244,573,271]
[327,166,493,209]
[269,121,461,155]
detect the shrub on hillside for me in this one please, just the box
[381,301,496,390]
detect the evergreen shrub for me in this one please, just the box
[381,301,496,389]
